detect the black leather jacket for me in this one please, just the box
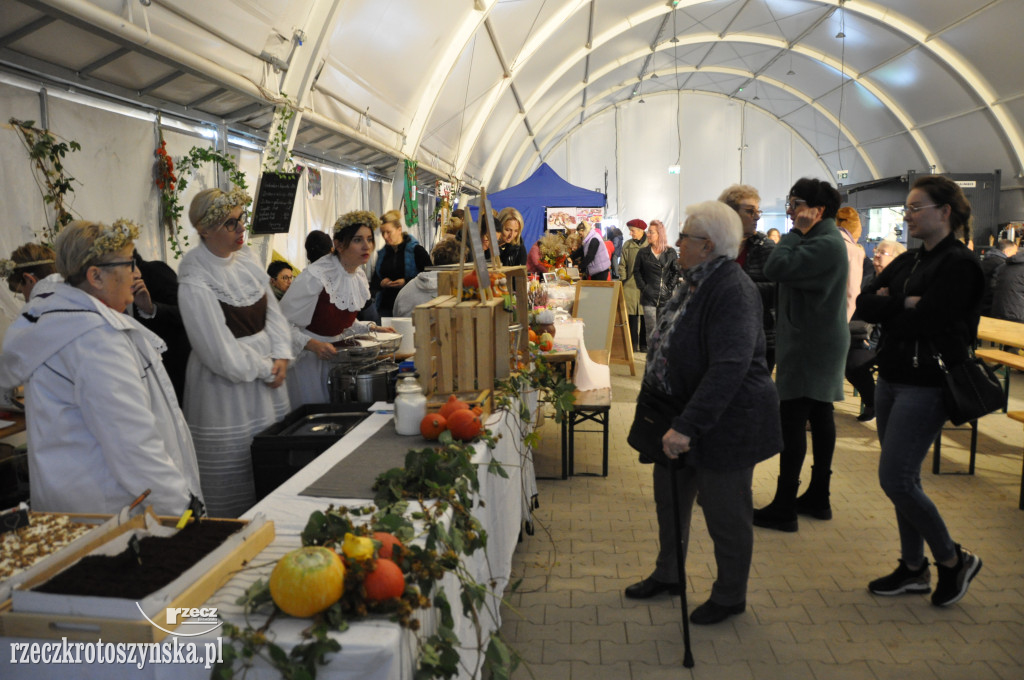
[634,246,679,309]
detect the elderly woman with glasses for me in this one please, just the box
[718,184,777,371]
[177,187,293,517]
[0,220,202,515]
[624,201,781,626]
[855,176,984,607]
[754,178,850,532]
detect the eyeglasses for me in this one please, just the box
[678,233,709,243]
[222,214,249,232]
[898,204,939,218]
[740,207,762,217]
[784,198,808,211]
[93,260,136,272]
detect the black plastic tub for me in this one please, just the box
[250,403,371,501]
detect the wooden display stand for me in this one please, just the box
[414,189,529,395]
[572,280,635,375]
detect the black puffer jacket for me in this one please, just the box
[634,246,679,310]
[740,232,776,349]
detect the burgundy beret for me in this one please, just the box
[626,218,647,231]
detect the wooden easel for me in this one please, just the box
[572,280,636,375]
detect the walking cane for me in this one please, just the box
[668,456,695,668]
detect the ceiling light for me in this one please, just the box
[670,36,679,43]
[753,95,760,100]
[836,31,846,38]
[650,73,658,79]
[639,98,646,104]
[787,69,795,76]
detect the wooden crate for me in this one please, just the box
[413,295,512,394]
[0,513,275,643]
[425,389,493,420]
[435,265,529,362]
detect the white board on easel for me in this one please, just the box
[572,280,635,375]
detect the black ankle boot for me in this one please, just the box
[753,477,799,532]
[796,467,832,520]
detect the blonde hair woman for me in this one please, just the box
[372,209,432,317]
[497,206,527,267]
[177,187,293,517]
[0,220,201,515]
[633,220,679,351]
[279,210,395,407]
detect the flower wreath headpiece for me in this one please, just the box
[333,210,380,237]
[86,219,141,262]
[198,187,253,232]
[0,258,56,279]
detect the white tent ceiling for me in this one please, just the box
[1,0,1022,216]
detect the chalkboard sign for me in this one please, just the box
[250,171,302,234]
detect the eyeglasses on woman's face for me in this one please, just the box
[784,197,808,211]
[93,259,136,272]
[222,213,249,232]
[677,233,709,245]
[898,204,939,218]
[739,205,762,217]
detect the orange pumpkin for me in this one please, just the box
[420,413,447,440]
[471,406,483,416]
[447,408,483,441]
[438,394,470,420]
[462,271,478,289]
[528,329,538,343]
[373,531,403,561]
[269,547,345,618]
[363,558,406,602]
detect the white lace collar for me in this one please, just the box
[306,254,370,312]
[178,242,267,307]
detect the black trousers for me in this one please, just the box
[778,397,836,483]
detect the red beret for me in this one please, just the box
[626,219,647,231]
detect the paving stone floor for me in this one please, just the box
[500,359,1024,680]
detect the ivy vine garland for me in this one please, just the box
[8,118,81,245]
[154,136,248,258]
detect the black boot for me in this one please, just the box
[753,477,799,532]
[796,467,832,520]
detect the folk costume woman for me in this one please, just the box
[0,220,202,515]
[178,187,293,518]
[279,211,386,406]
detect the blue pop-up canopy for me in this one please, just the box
[471,163,605,250]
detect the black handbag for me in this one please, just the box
[627,382,687,467]
[934,349,1004,426]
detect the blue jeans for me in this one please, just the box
[875,377,957,567]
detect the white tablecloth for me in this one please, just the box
[3,401,536,680]
[553,319,611,391]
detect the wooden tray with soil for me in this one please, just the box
[33,519,242,600]
[0,511,275,643]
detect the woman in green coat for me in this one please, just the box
[618,218,648,350]
[754,178,850,532]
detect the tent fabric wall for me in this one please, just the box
[479,163,605,250]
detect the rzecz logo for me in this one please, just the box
[137,604,222,637]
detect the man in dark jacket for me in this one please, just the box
[992,247,1024,322]
[981,237,1016,316]
[130,250,191,405]
[718,185,776,371]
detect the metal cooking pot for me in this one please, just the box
[354,365,400,403]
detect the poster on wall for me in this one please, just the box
[305,166,323,201]
[546,207,604,231]
[546,207,577,231]
[577,207,604,229]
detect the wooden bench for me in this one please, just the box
[560,388,611,478]
[975,348,1024,412]
[1004,411,1024,510]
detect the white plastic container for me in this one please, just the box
[393,374,427,435]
